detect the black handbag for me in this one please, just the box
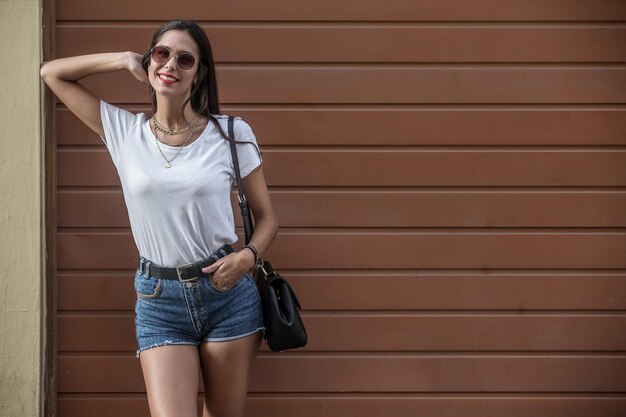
[227,117,308,352]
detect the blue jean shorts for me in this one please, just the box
[133,252,265,358]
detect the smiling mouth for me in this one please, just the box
[157,73,179,84]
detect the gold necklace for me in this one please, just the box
[151,114,202,135]
[152,124,195,169]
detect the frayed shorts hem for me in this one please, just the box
[204,327,266,343]
[135,341,197,358]
[135,328,266,358]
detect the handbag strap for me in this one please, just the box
[227,116,255,246]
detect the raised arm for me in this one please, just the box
[40,52,147,137]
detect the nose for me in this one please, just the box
[164,54,178,70]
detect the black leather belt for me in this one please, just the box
[137,244,235,282]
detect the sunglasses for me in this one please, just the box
[150,45,197,71]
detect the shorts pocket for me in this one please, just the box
[206,272,247,294]
[134,275,162,299]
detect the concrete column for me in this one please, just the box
[0,1,43,416]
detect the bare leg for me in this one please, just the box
[200,332,263,417]
[139,344,201,417]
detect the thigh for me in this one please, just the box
[139,345,201,417]
[199,332,262,417]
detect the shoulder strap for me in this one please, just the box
[228,116,254,245]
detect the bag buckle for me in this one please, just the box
[258,260,274,278]
[176,263,198,283]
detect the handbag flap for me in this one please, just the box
[267,275,302,310]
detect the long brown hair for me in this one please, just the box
[141,20,220,117]
[142,20,260,158]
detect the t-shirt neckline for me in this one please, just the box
[143,114,213,151]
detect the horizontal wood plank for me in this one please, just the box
[72,68,626,104]
[57,150,626,187]
[58,107,626,147]
[57,315,626,352]
[57,232,626,269]
[56,0,626,21]
[57,355,626,392]
[56,396,626,417]
[57,273,626,311]
[58,191,626,228]
[56,26,626,63]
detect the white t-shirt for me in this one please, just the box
[99,100,262,267]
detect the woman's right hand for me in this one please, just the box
[40,51,144,139]
[126,52,148,84]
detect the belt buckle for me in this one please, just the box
[140,259,151,277]
[176,263,198,283]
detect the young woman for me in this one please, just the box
[41,20,278,417]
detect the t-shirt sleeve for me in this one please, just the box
[99,100,138,168]
[232,117,263,178]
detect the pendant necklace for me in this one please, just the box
[152,113,202,135]
[151,117,196,168]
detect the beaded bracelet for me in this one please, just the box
[243,244,260,265]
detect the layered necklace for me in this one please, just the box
[150,114,204,168]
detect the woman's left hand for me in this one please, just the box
[201,250,256,290]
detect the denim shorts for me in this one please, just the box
[133,252,265,358]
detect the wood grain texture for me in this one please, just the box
[57,149,626,187]
[57,355,626,392]
[57,232,626,269]
[57,273,626,311]
[58,191,626,228]
[57,314,626,352]
[56,25,626,63]
[51,1,626,414]
[58,107,626,147]
[70,68,626,104]
[56,0,626,21]
[56,396,626,417]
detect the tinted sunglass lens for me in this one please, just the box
[151,46,170,63]
[151,46,196,70]
[177,54,195,70]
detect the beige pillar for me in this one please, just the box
[0,1,43,416]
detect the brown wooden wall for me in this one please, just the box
[52,1,626,416]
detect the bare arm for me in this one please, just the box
[202,166,279,284]
[40,52,147,137]
[239,166,279,265]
